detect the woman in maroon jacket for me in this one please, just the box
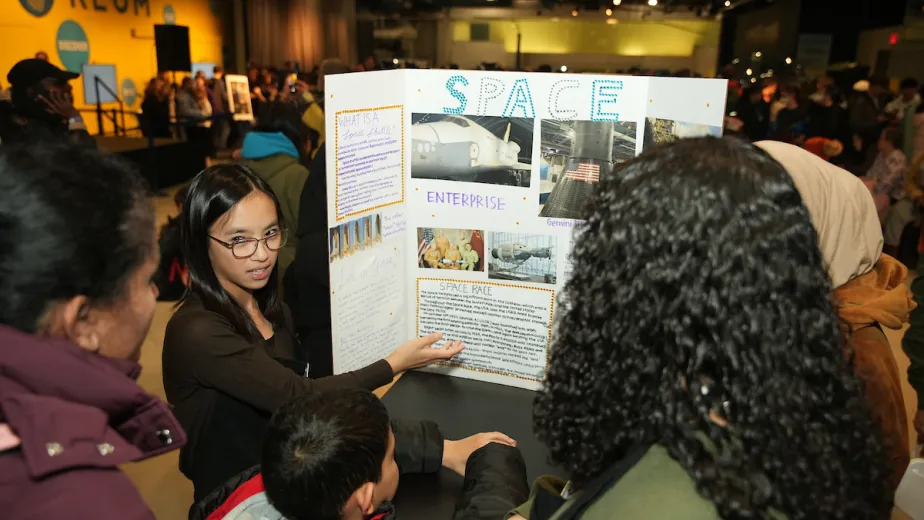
[0,143,186,518]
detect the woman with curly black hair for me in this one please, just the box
[518,137,893,520]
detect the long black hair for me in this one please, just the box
[0,142,153,331]
[180,163,286,341]
[534,137,892,518]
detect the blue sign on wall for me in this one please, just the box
[20,0,54,17]
[121,78,138,106]
[163,4,176,24]
[56,20,90,73]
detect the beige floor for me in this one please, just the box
[126,192,918,519]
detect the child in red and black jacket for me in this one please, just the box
[190,389,529,520]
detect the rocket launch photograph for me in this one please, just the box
[537,119,637,220]
[410,113,534,187]
[487,232,557,285]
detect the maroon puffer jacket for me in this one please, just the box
[0,325,186,518]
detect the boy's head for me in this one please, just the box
[262,389,398,520]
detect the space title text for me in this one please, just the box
[441,75,623,122]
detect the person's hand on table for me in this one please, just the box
[384,332,464,373]
[443,432,517,476]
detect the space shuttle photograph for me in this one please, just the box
[538,119,637,220]
[642,118,723,150]
[410,113,534,187]
[487,232,557,285]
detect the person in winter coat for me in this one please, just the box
[236,104,312,287]
[178,76,214,159]
[3,58,96,147]
[0,143,186,518]
[190,389,526,520]
[512,138,893,520]
[733,85,769,142]
[758,140,913,489]
[163,164,463,502]
[283,143,336,376]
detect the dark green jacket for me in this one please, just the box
[237,154,308,286]
[512,445,787,520]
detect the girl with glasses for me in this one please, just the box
[163,164,463,501]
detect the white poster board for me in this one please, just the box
[225,74,255,122]
[325,70,727,390]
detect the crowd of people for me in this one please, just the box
[729,73,924,261]
[0,50,923,520]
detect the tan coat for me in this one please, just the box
[834,254,914,490]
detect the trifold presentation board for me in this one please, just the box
[325,69,727,390]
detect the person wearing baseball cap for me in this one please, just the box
[2,58,94,147]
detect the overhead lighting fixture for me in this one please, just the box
[605,8,612,15]
[613,0,622,5]
[745,68,752,75]
[785,57,792,64]
[648,0,658,5]
[724,0,730,5]
[561,65,568,72]
[732,58,740,64]
[751,77,757,83]
[754,51,762,58]
[392,58,399,65]
[572,9,579,16]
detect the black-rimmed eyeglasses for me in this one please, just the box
[209,229,288,259]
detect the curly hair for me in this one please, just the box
[533,137,892,519]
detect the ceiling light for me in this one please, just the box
[648,0,658,5]
[606,8,612,15]
[732,58,740,64]
[561,65,568,72]
[745,68,752,75]
[751,77,757,83]
[572,9,578,16]
[392,58,399,65]
[613,0,622,5]
[785,57,792,64]
[754,51,762,58]
[724,0,730,6]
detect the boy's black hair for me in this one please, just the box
[901,77,919,90]
[262,389,391,520]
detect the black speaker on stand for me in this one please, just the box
[154,24,192,72]
[152,24,193,196]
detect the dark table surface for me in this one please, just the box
[381,371,565,519]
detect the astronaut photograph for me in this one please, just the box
[538,119,637,220]
[642,118,722,150]
[417,228,484,272]
[487,232,557,285]
[410,113,534,187]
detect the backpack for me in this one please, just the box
[155,217,188,301]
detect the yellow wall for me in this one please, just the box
[455,19,719,58]
[1,0,223,134]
